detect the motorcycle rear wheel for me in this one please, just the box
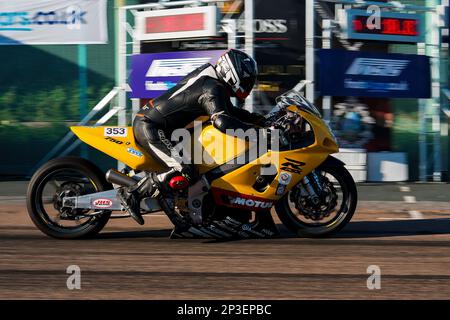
[275,164,357,237]
[27,157,112,239]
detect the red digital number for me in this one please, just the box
[146,13,205,34]
[382,18,418,36]
[402,20,418,36]
[352,15,419,37]
[353,18,364,32]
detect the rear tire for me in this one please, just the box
[27,156,112,239]
[275,164,357,237]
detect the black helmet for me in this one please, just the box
[215,49,257,101]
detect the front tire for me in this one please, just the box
[275,164,357,237]
[27,156,112,239]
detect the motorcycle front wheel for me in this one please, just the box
[275,164,357,237]
[27,157,112,239]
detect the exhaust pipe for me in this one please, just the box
[105,169,137,188]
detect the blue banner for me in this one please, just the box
[318,49,431,98]
[130,50,224,99]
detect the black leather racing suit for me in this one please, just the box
[133,63,265,180]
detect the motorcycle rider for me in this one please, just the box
[121,49,267,225]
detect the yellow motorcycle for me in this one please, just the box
[27,82,357,239]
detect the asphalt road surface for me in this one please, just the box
[1,182,450,299]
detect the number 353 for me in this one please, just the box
[104,127,128,137]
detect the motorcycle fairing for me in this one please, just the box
[70,126,166,172]
[210,110,339,202]
[70,124,249,174]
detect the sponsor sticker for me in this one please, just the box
[228,196,273,209]
[104,127,128,137]
[127,147,143,157]
[92,198,113,209]
[275,184,286,195]
[278,172,292,185]
[104,137,124,144]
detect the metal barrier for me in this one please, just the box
[30,87,124,174]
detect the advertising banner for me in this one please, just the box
[319,49,431,98]
[0,0,108,45]
[130,50,225,99]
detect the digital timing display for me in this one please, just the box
[136,6,219,42]
[145,13,205,34]
[352,16,419,36]
[343,9,424,43]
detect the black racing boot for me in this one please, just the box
[117,188,144,225]
[118,174,157,225]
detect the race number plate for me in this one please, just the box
[104,127,128,137]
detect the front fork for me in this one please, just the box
[299,170,323,204]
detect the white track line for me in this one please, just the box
[375,187,424,221]
[399,186,411,192]
[403,195,416,203]
[401,195,424,219]
[408,210,424,220]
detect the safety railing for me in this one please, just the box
[29,87,125,175]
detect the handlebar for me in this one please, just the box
[264,80,315,122]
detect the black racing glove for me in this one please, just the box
[251,113,270,127]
